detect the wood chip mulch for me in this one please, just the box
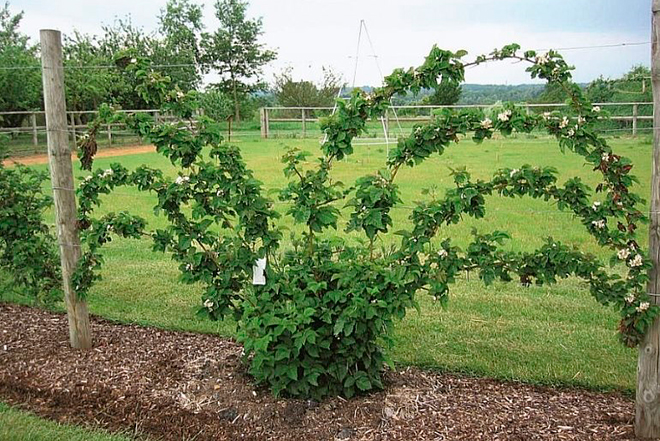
[0,303,641,440]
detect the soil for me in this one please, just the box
[0,303,639,440]
[2,144,156,166]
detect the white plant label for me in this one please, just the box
[252,257,267,285]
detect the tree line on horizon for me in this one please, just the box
[0,0,651,130]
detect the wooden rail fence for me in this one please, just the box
[0,102,653,147]
[259,102,653,139]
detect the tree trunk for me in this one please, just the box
[232,78,241,123]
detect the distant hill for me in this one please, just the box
[458,84,546,105]
[343,84,546,105]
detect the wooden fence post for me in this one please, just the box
[636,1,660,436]
[31,113,38,146]
[633,104,639,137]
[260,108,269,139]
[301,109,306,138]
[40,29,92,350]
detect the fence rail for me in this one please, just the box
[0,102,653,153]
[0,109,167,148]
[259,102,653,139]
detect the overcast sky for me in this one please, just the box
[11,0,652,87]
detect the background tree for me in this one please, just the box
[97,17,159,110]
[0,2,41,127]
[584,76,613,103]
[201,0,277,122]
[422,79,462,105]
[156,0,204,91]
[533,82,567,104]
[63,32,115,122]
[584,65,652,103]
[198,89,233,121]
[273,66,343,110]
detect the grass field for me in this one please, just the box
[2,133,655,439]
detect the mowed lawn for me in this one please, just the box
[5,132,655,394]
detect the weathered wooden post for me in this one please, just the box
[633,103,639,137]
[31,113,38,147]
[301,109,307,138]
[637,1,660,436]
[260,107,269,139]
[40,29,92,350]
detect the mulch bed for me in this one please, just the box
[0,303,639,440]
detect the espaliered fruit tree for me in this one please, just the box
[76,44,653,399]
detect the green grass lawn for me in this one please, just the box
[2,133,653,439]
[0,403,137,441]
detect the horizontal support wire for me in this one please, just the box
[68,192,660,217]
[0,40,651,71]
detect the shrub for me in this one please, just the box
[0,137,62,305]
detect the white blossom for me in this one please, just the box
[509,169,519,178]
[100,169,114,178]
[567,128,575,137]
[601,153,610,162]
[542,112,551,120]
[637,302,650,313]
[625,293,636,304]
[203,299,214,310]
[592,106,601,113]
[186,263,193,271]
[176,91,185,99]
[430,262,438,269]
[84,175,93,182]
[591,219,606,229]
[630,254,644,267]
[438,249,448,258]
[175,175,190,185]
[497,110,512,122]
[577,116,586,125]
[480,118,493,129]
[617,248,631,260]
[535,53,550,65]
[130,58,137,64]
[559,116,570,129]
[592,202,601,211]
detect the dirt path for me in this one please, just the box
[2,144,156,166]
[0,303,637,440]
